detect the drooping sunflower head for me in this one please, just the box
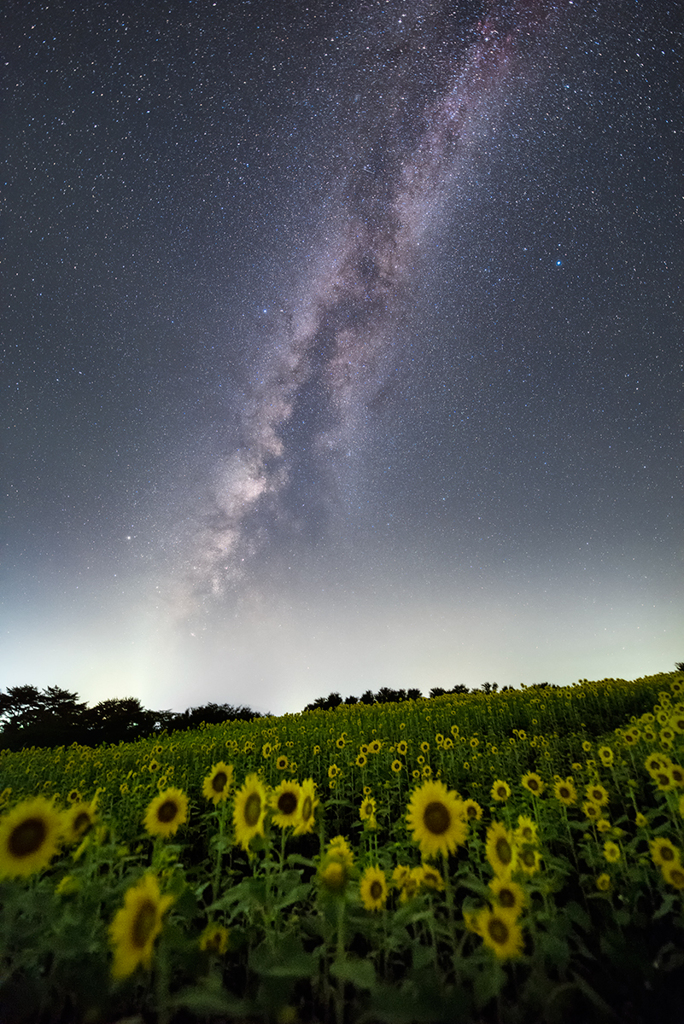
[233,774,269,850]
[270,781,301,829]
[199,922,230,955]
[109,873,174,979]
[0,796,63,879]
[485,821,517,876]
[202,762,234,805]
[419,862,445,891]
[406,779,467,859]
[359,864,388,912]
[143,788,189,839]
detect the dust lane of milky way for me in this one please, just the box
[181,4,548,610]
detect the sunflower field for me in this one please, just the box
[2,670,684,1024]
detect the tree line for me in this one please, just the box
[0,685,261,752]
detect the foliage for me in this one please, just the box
[1,671,684,1023]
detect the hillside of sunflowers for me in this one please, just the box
[2,671,684,1024]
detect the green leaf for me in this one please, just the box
[654,893,677,920]
[250,941,319,979]
[168,984,253,1016]
[330,956,377,989]
[564,900,590,932]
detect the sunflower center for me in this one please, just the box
[496,837,512,865]
[73,812,92,835]
[662,846,675,861]
[423,801,450,835]
[370,880,383,901]
[466,805,477,819]
[488,917,510,945]
[9,817,47,858]
[244,792,261,827]
[559,787,570,800]
[657,773,669,786]
[212,772,227,793]
[521,849,534,867]
[528,779,539,792]
[132,899,158,949]
[157,800,178,823]
[498,888,515,908]
[278,792,297,816]
[301,796,312,822]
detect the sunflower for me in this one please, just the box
[397,741,408,756]
[650,837,681,868]
[391,759,403,773]
[143,788,188,839]
[491,780,511,803]
[585,783,609,806]
[233,774,269,850]
[635,812,648,828]
[276,755,289,771]
[359,796,377,823]
[521,772,545,797]
[581,800,601,821]
[644,752,671,775]
[67,789,81,803]
[63,800,97,844]
[270,781,301,829]
[261,743,272,759]
[327,835,354,867]
[318,858,348,893]
[596,873,611,892]
[485,822,516,876]
[489,875,526,916]
[662,861,684,890]
[420,862,445,891]
[515,815,538,846]
[290,778,317,836]
[199,923,229,955]
[359,865,388,911]
[202,762,234,805]
[368,740,382,755]
[0,796,63,878]
[420,741,430,754]
[109,873,174,979]
[475,906,525,960]
[553,778,577,806]
[327,763,340,779]
[463,799,483,822]
[670,764,684,787]
[355,753,368,768]
[406,779,467,859]
[598,746,614,767]
[603,841,620,864]
[518,844,542,876]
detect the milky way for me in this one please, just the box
[184,3,546,607]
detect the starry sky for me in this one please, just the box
[2,0,682,717]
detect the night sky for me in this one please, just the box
[2,0,682,716]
